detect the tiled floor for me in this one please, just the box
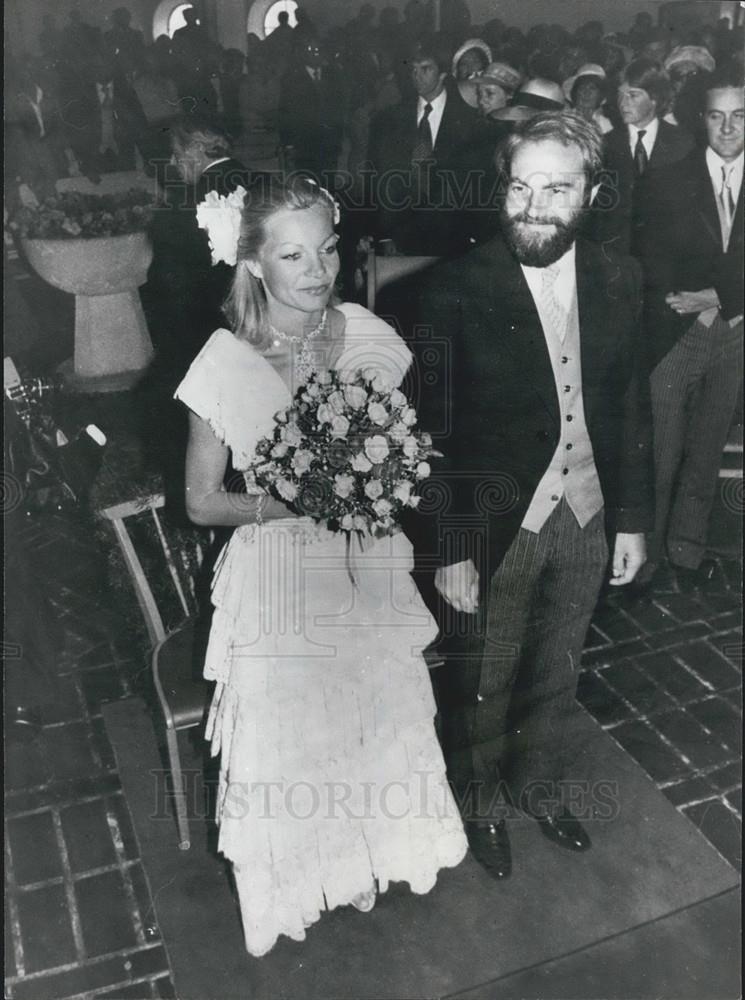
[4,458,742,1000]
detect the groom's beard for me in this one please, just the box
[500,203,588,268]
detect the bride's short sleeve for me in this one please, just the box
[174,330,234,444]
[174,329,290,470]
[335,303,412,389]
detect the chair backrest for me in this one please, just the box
[366,249,439,313]
[98,494,209,648]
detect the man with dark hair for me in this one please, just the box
[410,110,653,878]
[368,34,482,254]
[637,62,743,588]
[592,57,693,253]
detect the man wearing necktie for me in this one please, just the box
[590,58,692,255]
[409,112,653,878]
[636,63,744,589]
[368,36,482,254]
[66,60,147,178]
[6,63,68,202]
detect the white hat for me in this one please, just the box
[664,46,716,74]
[451,38,492,77]
[492,78,566,121]
[562,63,607,102]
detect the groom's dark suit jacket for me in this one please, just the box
[408,235,655,580]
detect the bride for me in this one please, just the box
[175,175,467,957]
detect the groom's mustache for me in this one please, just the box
[508,211,569,228]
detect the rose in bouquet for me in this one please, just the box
[251,367,439,535]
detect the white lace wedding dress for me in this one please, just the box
[175,302,467,957]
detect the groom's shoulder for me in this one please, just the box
[419,235,512,301]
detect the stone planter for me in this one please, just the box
[21,232,154,393]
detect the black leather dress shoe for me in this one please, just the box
[536,809,591,852]
[675,559,720,593]
[467,821,512,879]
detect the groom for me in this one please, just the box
[411,111,654,878]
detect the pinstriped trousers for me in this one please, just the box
[436,499,608,821]
[649,313,743,569]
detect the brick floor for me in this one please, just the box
[4,442,742,1000]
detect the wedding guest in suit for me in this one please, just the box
[368,35,482,255]
[410,111,653,878]
[278,36,345,179]
[591,58,693,254]
[103,7,145,77]
[6,62,70,201]
[65,58,148,177]
[636,63,743,588]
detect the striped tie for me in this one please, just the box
[411,102,433,167]
[540,264,567,341]
[720,165,736,233]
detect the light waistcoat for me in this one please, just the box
[521,257,604,533]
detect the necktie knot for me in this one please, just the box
[423,102,433,118]
[637,129,646,140]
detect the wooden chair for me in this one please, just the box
[99,494,212,850]
[366,248,439,313]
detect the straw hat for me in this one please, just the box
[492,78,566,121]
[470,61,523,94]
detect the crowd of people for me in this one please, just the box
[5,0,742,961]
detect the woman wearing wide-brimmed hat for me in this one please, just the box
[451,37,492,107]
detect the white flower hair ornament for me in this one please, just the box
[196,181,341,268]
[196,185,247,266]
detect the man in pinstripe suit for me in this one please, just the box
[411,112,654,878]
[638,62,743,586]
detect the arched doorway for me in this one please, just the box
[152,1,196,41]
[246,0,298,41]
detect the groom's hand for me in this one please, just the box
[435,559,479,614]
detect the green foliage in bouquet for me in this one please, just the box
[10,188,160,240]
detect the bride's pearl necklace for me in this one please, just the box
[268,309,327,384]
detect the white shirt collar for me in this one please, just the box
[706,146,744,200]
[627,116,659,154]
[417,87,447,145]
[521,243,577,313]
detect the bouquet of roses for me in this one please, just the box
[251,367,439,535]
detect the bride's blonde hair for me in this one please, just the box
[223,175,339,349]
